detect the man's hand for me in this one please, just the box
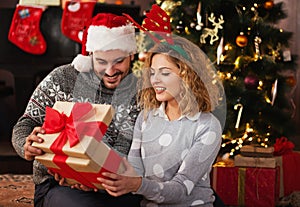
[24,127,45,161]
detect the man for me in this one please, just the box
[11,13,141,207]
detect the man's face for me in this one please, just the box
[92,49,133,89]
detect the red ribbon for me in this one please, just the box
[42,102,118,189]
[273,137,295,156]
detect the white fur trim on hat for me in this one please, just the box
[71,54,92,72]
[86,24,137,53]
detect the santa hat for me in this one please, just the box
[71,13,136,72]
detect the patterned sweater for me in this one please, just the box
[12,64,139,185]
[128,104,222,207]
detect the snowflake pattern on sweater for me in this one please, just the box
[12,64,139,185]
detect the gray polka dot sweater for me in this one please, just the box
[128,105,222,207]
[12,64,139,185]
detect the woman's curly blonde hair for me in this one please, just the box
[137,35,223,117]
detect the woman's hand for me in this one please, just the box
[24,127,45,161]
[97,158,142,197]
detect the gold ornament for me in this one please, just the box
[200,13,224,45]
[236,33,248,47]
[160,0,181,14]
[264,0,274,10]
[115,0,123,5]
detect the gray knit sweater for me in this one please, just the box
[12,64,139,185]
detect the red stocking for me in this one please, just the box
[61,1,96,43]
[8,5,47,55]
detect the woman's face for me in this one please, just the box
[150,54,182,103]
[92,49,133,89]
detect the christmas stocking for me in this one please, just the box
[8,5,47,55]
[61,1,96,43]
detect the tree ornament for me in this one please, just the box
[286,75,297,87]
[271,79,278,106]
[234,103,244,129]
[8,5,47,55]
[160,0,181,14]
[115,0,123,5]
[244,74,259,90]
[254,35,262,57]
[200,13,224,45]
[236,32,248,47]
[138,52,147,62]
[196,2,203,31]
[217,37,224,65]
[176,21,185,34]
[264,0,274,10]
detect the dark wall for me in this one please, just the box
[0,4,140,141]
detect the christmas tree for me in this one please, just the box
[148,0,297,156]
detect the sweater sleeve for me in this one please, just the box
[135,115,222,204]
[11,65,73,159]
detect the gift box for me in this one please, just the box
[273,137,300,197]
[33,101,125,189]
[234,154,277,168]
[211,165,280,207]
[240,145,274,157]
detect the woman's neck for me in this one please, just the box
[165,101,181,121]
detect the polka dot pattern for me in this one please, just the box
[201,131,217,145]
[141,146,145,159]
[158,134,172,146]
[178,161,186,173]
[181,149,189,160]
[201,173,208,181]
[141,121,146,132]
[191,200,205,206]
[146,203,158,207]
[183,180,194,195]
[153,164,164,178]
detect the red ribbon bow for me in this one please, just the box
[43,102,108,154]
[42,102,117,189]
[273,137,295,156]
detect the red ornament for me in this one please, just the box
[244,74,259,90]
[236,33,248,47]
[138,52,147,62]
[286,75,297,87]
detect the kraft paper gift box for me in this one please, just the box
[234,154,277,168]
[33,101,125,189]
[211,165,280,207]
[240,145,274,157]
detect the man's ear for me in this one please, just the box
[130,54,135,61]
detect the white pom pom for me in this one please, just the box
[71,54,92,72]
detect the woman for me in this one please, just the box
[98,35,225,206]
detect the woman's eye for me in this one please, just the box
[162,72,170,76]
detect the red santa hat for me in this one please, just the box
[71,13,136,72]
